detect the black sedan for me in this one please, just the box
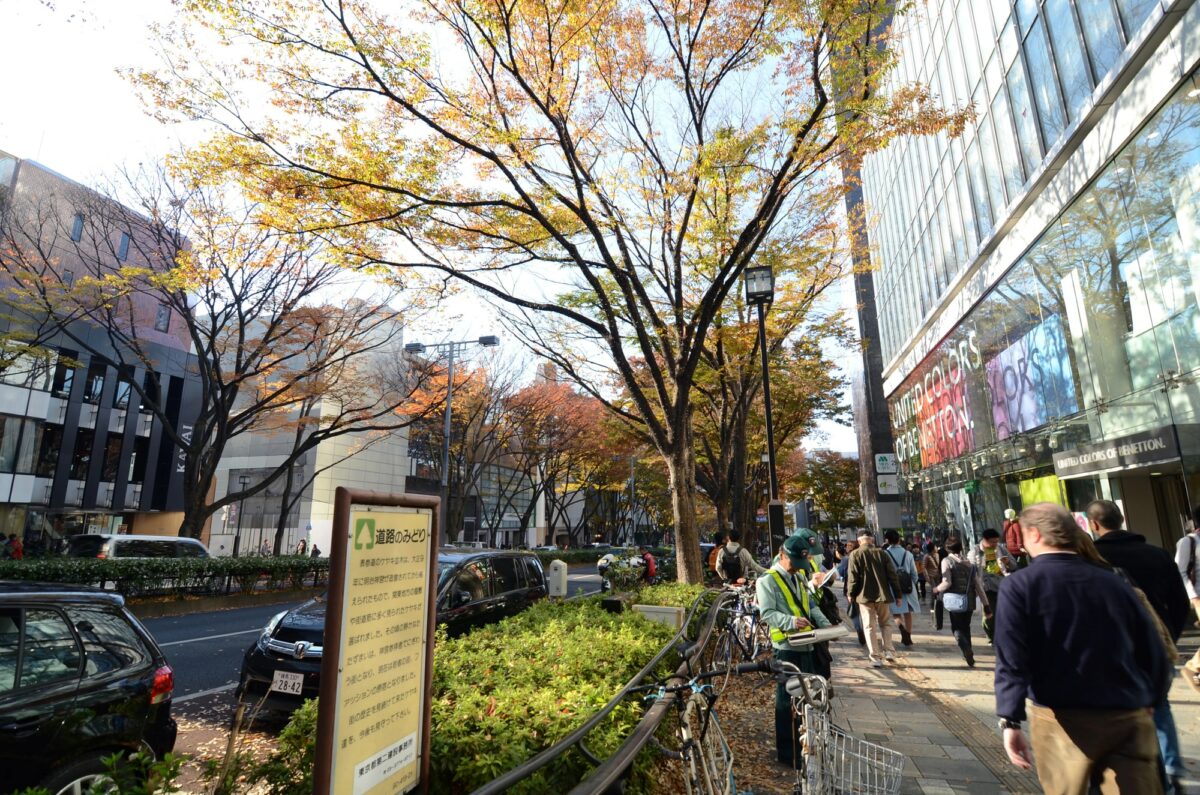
[238,548,547,711]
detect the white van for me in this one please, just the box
[66,534,210,559]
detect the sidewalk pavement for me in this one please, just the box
[823,599,1200,795]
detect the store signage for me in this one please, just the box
[877,475,899,495]
[1052,426,1179,479]
[963,480,980,495]
[315,489,440,795]
[889,331,981,467]
[874,454,898,475]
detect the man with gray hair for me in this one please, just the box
[846,527,902,667]
[994,502,1170,794]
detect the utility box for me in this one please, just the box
[631,604,686,630]
[546,559,569,597]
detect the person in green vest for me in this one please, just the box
[756,534,832,768]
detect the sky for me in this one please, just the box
[0,0,858,455]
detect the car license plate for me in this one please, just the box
[270,670,304,695]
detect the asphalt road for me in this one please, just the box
[143,566,602,701]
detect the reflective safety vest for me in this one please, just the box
[768,569,811,643]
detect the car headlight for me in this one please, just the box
[258,610,288,650]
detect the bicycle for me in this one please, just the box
[710,584,771,676]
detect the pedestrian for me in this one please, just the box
[310,544,321,558]
[1174,506,1200,628]
[846,528,902,667]
[716,529,766,585]
[756,534,833,769]
[597,550,619,592]
[638,545,656,583]
[968,528,1015,644]
[921,542,943,630]
[708,531,726,578]
[911,543,927,599]
[6,534,23,561]
[837,540,866,646]
[296,538,307,556]
[883,530,919,646]
[1089,499,1189,794]
[1003,508,1026,567]
[995,503,1170,794]
[934,534,987,667]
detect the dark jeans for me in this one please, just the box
[948,609,974,659]
[982,588,999,642]
[773,647,817,767]
[934,596,944,630]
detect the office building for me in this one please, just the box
[853,0,1200,547]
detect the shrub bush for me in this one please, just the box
[253,597,683,795]
[0,555,329,599]
[634,582,706,609]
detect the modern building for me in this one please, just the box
[851,0,1200,549]
[0,152,200,551]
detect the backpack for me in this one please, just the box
[718,547,744,582]
[887,546,914,595]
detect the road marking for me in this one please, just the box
[174,682,238,704]
[159,628,260,648]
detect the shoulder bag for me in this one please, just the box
[942,560,973,613]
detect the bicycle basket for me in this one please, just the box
[800,704,904,795]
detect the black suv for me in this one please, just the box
[0,583,177,794]
[239,549,546,710]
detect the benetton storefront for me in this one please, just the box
[886,76,1200,550]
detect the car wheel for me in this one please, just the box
[40,753,121,795]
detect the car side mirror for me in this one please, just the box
[452,590,472,608]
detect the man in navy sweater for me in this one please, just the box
[994,503,1169,794]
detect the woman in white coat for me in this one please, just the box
[883,529,920,646]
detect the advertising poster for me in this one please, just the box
[985,314,1078,440]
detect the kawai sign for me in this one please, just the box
[889,330,982,469]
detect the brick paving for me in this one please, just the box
[725,598,1200,794]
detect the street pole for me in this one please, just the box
[233,474,249,558]
[755,301,785,552]
[440,343,455,546]
[627,456,635,545]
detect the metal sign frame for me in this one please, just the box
[314,488,440,795]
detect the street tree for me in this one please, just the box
[786,448,863,530]
[138,0,969,580]
[0,167,442,541]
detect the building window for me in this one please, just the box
[128,436,149,483]
[154,303,171,333]
[0,416,41,475]
[101,434,123,481]
[70,428,94,480]
[117,232,130,261]
[62,270,74,288]
[50,351,77,399]
[70,213,84,242]
[82,361,106,404]
[112,376,132,410]
[35,425,62,478]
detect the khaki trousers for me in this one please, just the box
[1029,704,1163,795]
[858,601,895,662]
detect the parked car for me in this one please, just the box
[66,534,210,560]
[0,582,177,794]
[238,549,547,710]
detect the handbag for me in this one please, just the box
[942,591,969,613]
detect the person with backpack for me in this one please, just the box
[921,542,943,629]
[935,534,989,667]
[707,531,726,579]
[883,530,919,646]
[1174,506,1200,628]
[716,528,765,585]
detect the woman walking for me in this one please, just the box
[935,535,989,666]
[884,530,920,646]
[921,542,943,630]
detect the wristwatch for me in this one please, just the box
[998,718,1021,731]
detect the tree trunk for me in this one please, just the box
[667,424,703,583]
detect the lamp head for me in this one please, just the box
[404,342,426,354]
[743,266,775,304]
[478,335,500,347]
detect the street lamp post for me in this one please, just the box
[405,335,499,544]
[233,474,249,558]
[744,266,786,553]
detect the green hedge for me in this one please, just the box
[0,555,329,598]
[247,597,681,795]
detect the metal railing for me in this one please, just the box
[469,588,734,795]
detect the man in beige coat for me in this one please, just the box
[847,528,902,667]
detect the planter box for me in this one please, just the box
[632,603,685,630]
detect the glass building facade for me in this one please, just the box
[861,0,1200,548]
